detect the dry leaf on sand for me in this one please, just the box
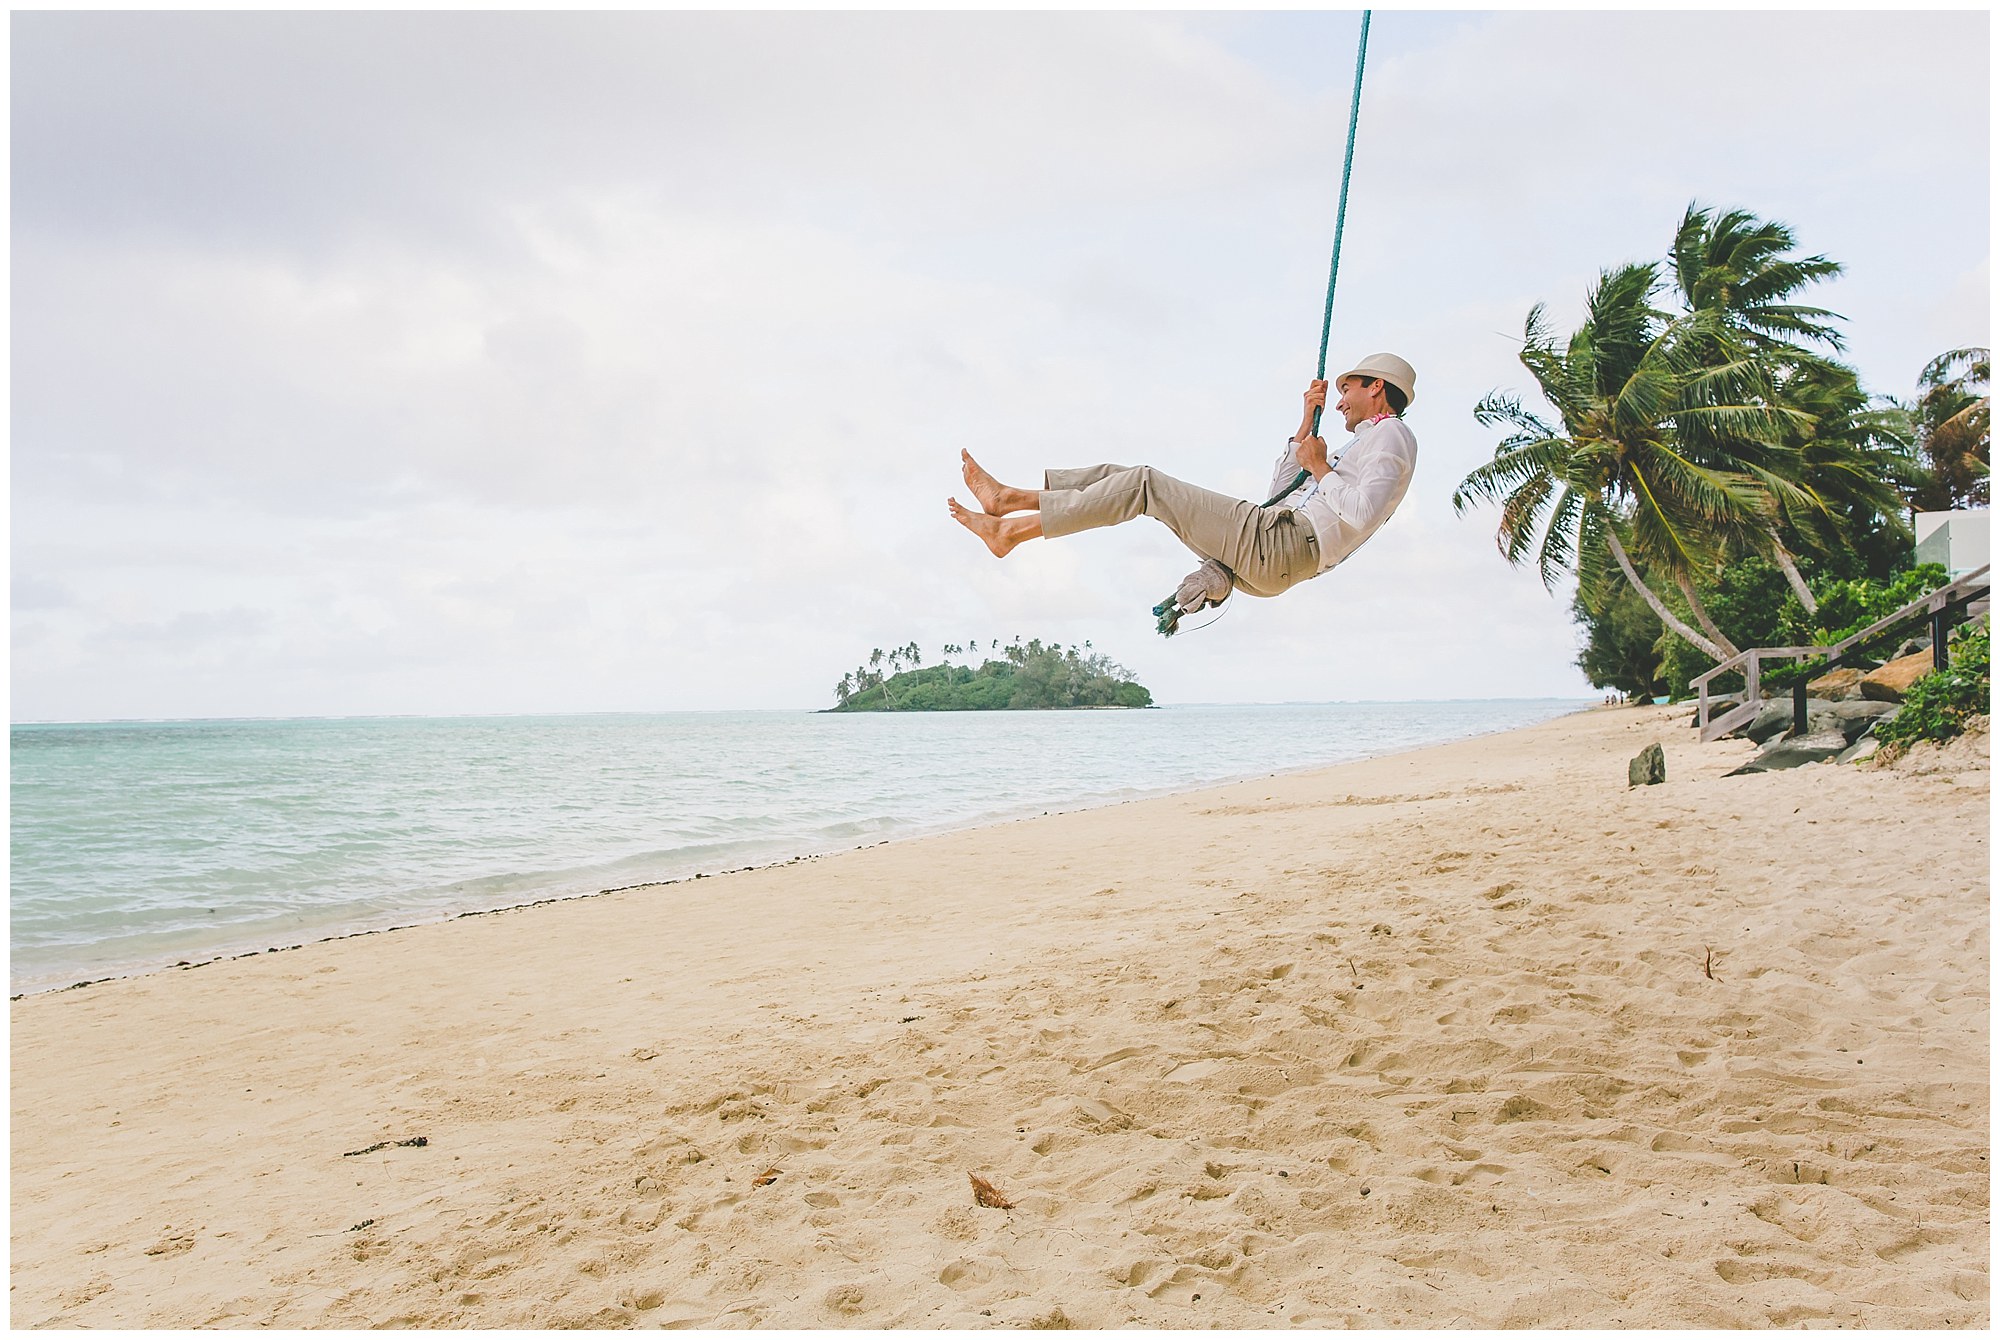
[969,1172,1015,1209]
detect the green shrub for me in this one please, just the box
[1779,563,1950,654]
[1873,623,1990,751]
[1758,563,1952,693]
[1648,557,1794,700]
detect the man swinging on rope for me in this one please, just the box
[948,354,1417,611]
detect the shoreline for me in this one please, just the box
[13,704,1986,1328]
[12,700,1593,1000]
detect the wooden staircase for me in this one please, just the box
[1692,564,1991,744]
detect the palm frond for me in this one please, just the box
[1921,346,1990,391]
[1471,390,1559,440]
[1452,437,1573,512]
[1536,486,1586,589]
[1635,448,1770,528]
[1495,472,1557,566]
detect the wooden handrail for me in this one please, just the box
[1823,564,1990,660]
[1691,646,1822,689]
[1688,563,1991,743]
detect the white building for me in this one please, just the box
[1914,509,1990,576]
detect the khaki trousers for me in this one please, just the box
[1039,464,1320,598]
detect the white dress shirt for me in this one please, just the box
[1267,414,1418,573]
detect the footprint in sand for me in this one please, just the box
[938,1258,996,1291]
[1110,1257,1169,1288]
[1713,1256,1825,1286]
[1414,1162,1507,1187]
[1876,1230,1945,1263]
[1143,1264,1204,1303]
[822,1283,868,1316]
[1164,1059,1226,1082]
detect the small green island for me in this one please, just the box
[829,639,1153,712]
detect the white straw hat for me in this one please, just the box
[1336,353,1416,410]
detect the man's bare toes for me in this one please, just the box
[960,451,1008,514]
[947,497,1013,558]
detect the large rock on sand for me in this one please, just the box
[1861,650,1938,702]
[1822,700,1900,740]
[1728,730,1852,775]
[1740,699,1830,744]
[1731,707,1894,774]
[1837,736,1882,765]
[1740,701,1794,743]
[1738,698,1895,745]
[1806,667,1868,701]
[1628,742,1665,787]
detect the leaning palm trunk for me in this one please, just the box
[1604,531,1731,662]
[1674,572,1740,659]
[1766,529,1819,614]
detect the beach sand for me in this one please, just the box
[10,704,1989,1328]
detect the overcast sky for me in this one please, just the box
[12,9,1990,722]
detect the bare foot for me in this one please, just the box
[948,497,1038,557]
[961,450,1034,515]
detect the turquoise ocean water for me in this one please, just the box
[11,701,1586,995]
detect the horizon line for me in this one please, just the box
[10,695,1600,728]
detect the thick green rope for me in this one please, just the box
[1157,11,1374,635]
[1315,11,1372,407]
[1265,8,1372,508]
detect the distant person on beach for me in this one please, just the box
[948,355,1418,603]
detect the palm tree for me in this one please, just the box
[1669,204,1844,353]
[866,647,899,708]
[1755,361,1915,609]
[1668,203,1863,615]
[885,648,908,709]
[1911,346,1991,510]
[1456,262,1790,663]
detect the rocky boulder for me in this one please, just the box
[1628,742,1665,787]
[1727,730,1852,775]
[1739,698,1834,744]
[1737,697,1898,745]
[1805,666,1867,701]
[1821,699,1900,741]
[1837,736,1881,765]
[1861,650,1938,702]
[1740,701,1794,743]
